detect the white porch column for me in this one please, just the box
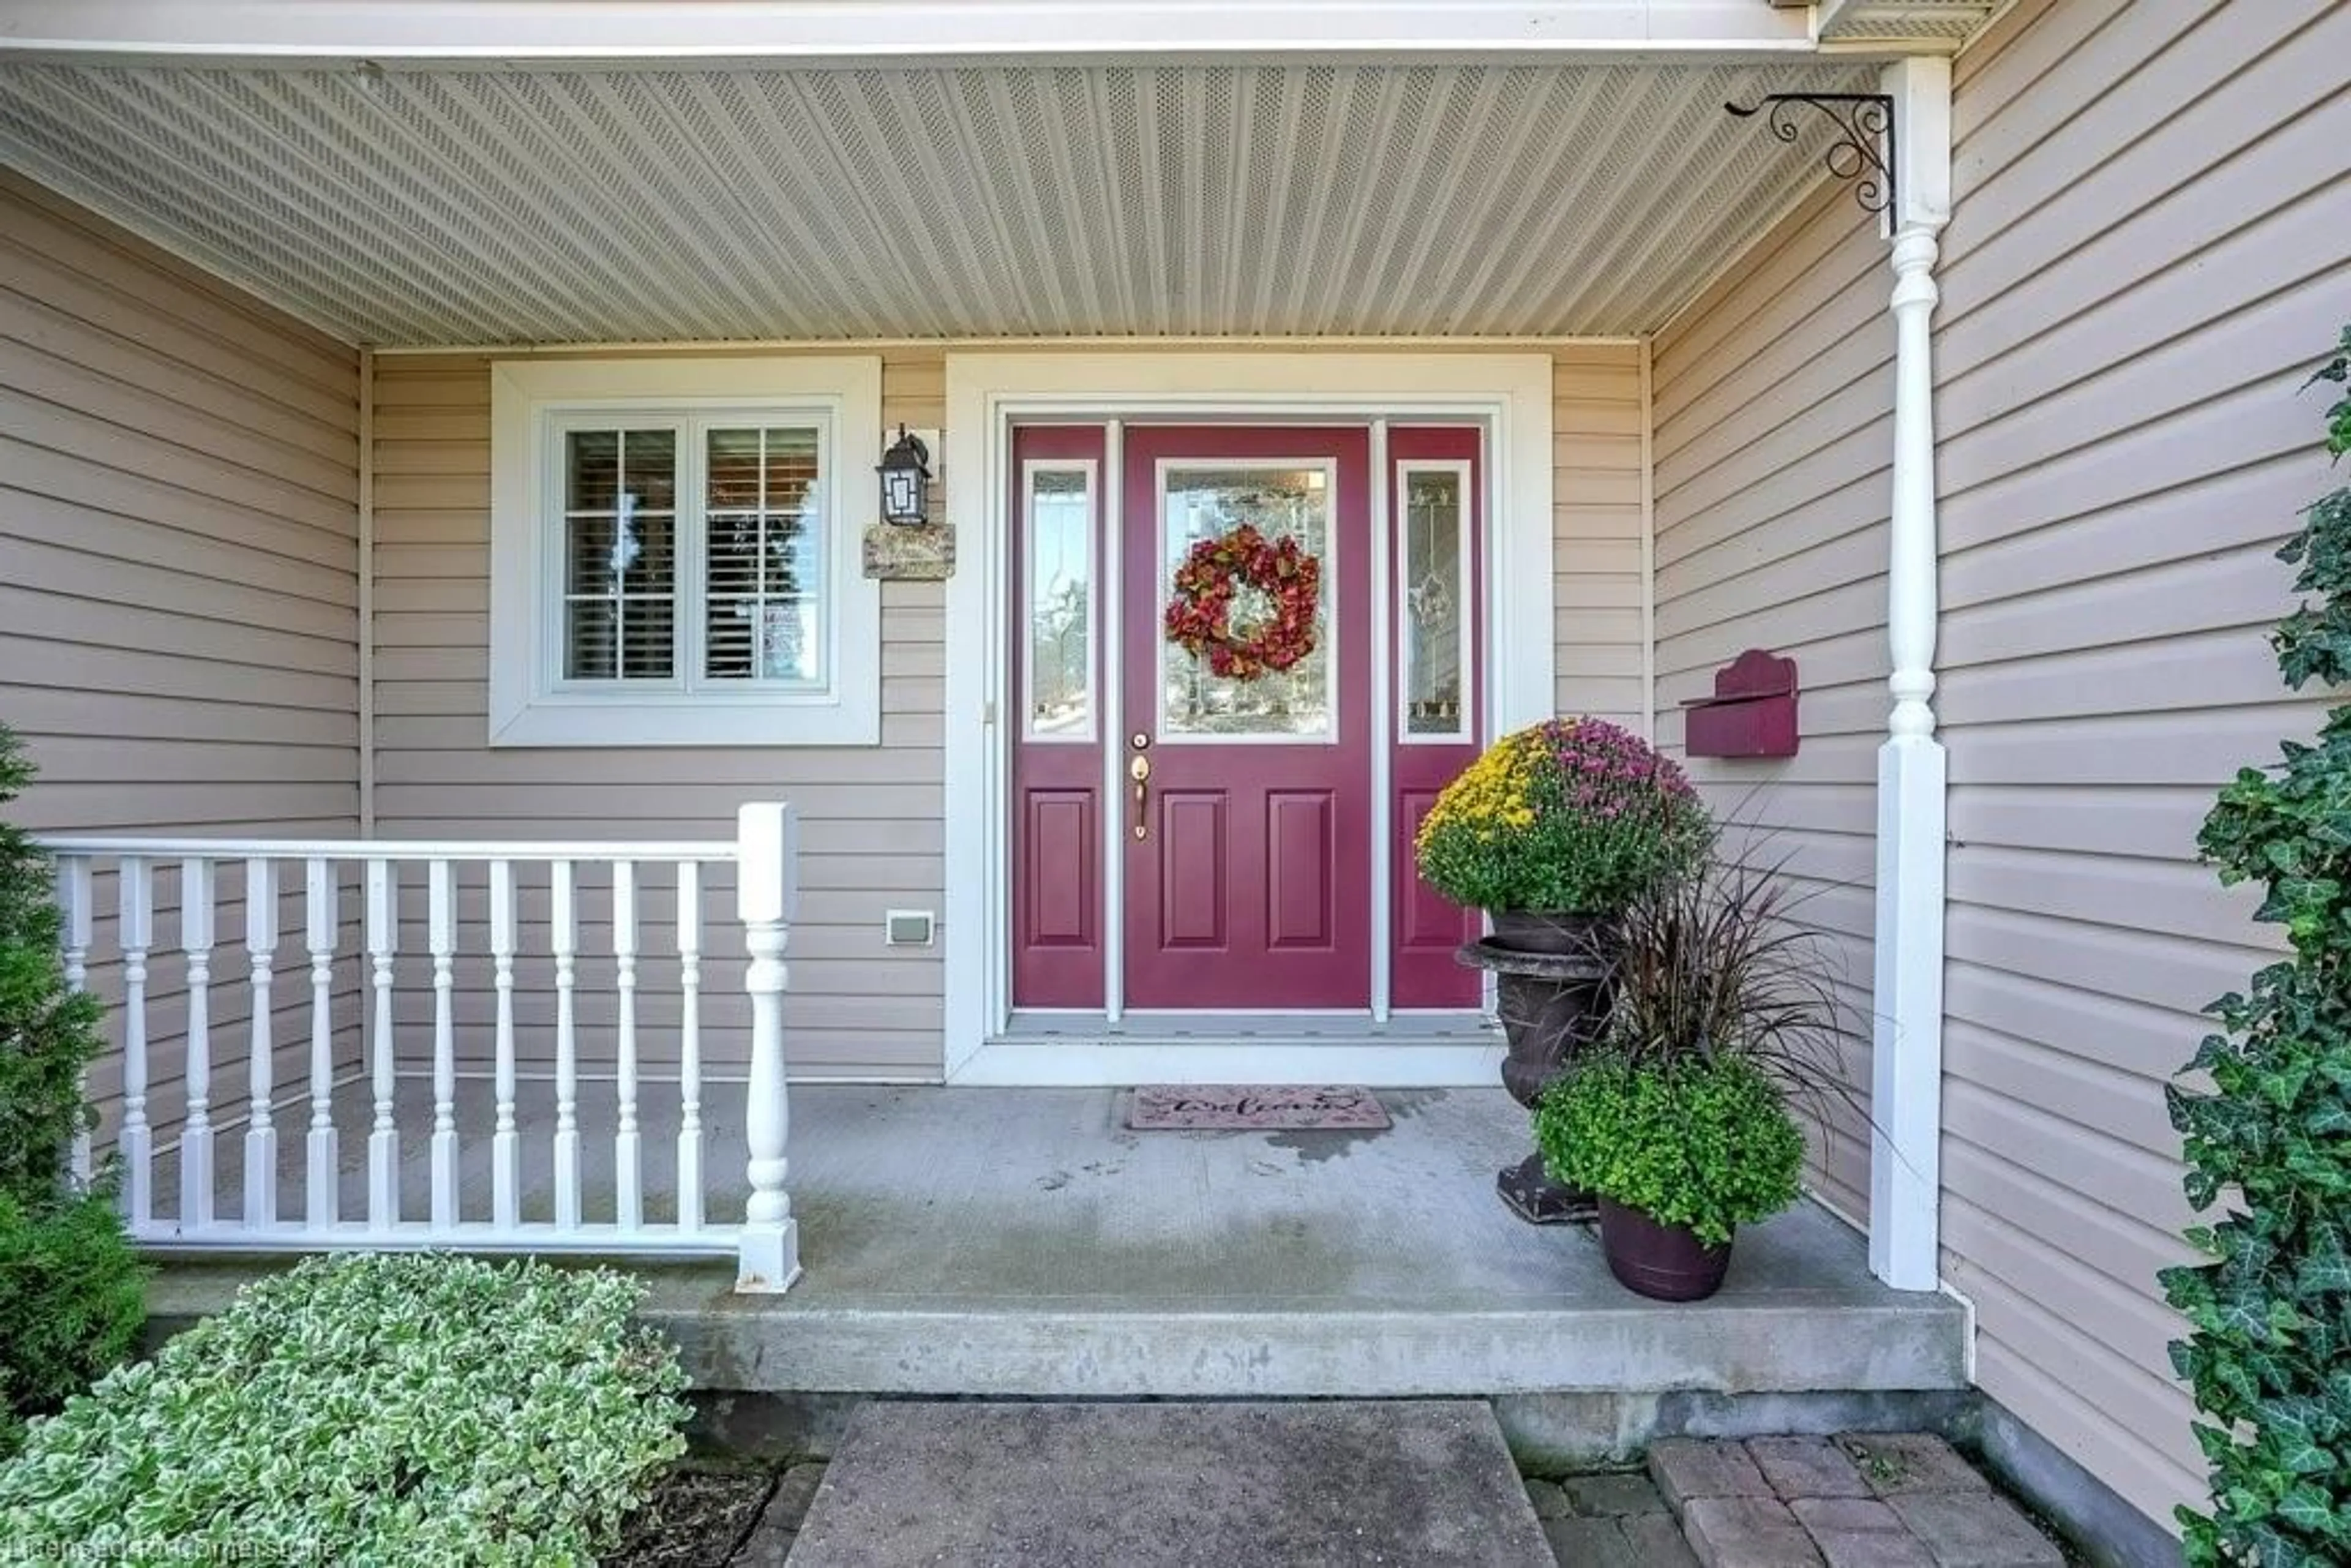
[736,802,803,1294]
[1871,57,1953,1292]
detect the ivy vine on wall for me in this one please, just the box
[2163,324,2351,1566]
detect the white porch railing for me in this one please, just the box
[39,803,803,1294]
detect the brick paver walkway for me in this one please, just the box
[1524,1433,2069,1568]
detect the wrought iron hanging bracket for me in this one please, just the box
[1725,92,1896,216]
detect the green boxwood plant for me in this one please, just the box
[0,1253,691,1564]
[1535,1053,1805,1248]
[2162,324,2351,1565]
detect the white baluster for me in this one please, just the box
[119,857,153,1229]
[613,860,641,1233]
[675,861,703,1234]
[365,860,399,1229]
[552,860,580,1231]
[736,805,801,1292]
[179,858,216,1231]
[490,859,519,1231]
[304,858,339,1229]
[427,859,458,1231]
[243,858,278,1228]
[56,856,92,1185]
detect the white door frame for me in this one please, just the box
[941,351,1555,1084]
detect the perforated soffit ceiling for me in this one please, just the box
[0,59,1878,345]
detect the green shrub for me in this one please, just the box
[0,1253,691,1564]
[2162,324,2351,1564]
[0,722,145,1455]
[0,721,107,1206]
[0,1190,144,1441]
[1535,1053,1805,1247]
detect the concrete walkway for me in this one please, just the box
[783,1401,1554,1568]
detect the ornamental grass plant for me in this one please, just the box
[0,1253,691,1564]
[1534,850,1853,1247]
[1414,716,1711,915]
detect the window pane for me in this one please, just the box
[1401,468,1466,736]
[1160,466,1332,740]
[704,427,824,684]
[564,597,675,681]
[1027,468,1092,738]
[562,428,678,681]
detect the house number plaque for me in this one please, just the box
[862,521,956,581]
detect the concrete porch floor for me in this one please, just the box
[146,1081,1966,1416]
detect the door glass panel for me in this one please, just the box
[1400,464,1468,738]
[1026,465,1094,740]
[1159,464,1333,740]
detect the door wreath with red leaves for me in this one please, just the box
[1163,523,1322,681]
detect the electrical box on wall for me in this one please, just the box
[884,910,936,947]
[1682,648,1799,759]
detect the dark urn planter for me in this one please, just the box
[1595,1199,1733,1302]
[1458,911,1613,1225]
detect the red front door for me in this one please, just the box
[1121,426,1373,1009]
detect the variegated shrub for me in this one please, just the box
[0,1253,690,1564]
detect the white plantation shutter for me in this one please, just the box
[562,428,679,680]
[703,426,824,684]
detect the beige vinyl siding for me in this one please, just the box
[0,168,363,1141]
[1554,342,1650,728]
[1930,0,2347,1529]
[1651,176,1890,1228]
[369,350,947,1081]
[370,343,1641,1079]
[1648,0,2346,1530]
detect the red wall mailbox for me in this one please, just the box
[1682,648,1799,759]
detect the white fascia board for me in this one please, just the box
[0,2,1817,64]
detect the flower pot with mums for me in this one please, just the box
[1415,717,1711,936]
[1414,717,1711,1221]
[1535,852,1853,1298]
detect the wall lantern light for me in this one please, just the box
[877,424,932,527]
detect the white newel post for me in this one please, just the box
[736,803,802,1293]
[675,861,705,1234]
[1870,56,1953,1292]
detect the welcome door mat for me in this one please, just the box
[1125,1084,1391,1131]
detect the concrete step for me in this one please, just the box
[139,1088,1967,1466]
[783,1400,1554,1568]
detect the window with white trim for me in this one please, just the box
[487,356,883,747]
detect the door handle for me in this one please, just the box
[1130,752,1151,839]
